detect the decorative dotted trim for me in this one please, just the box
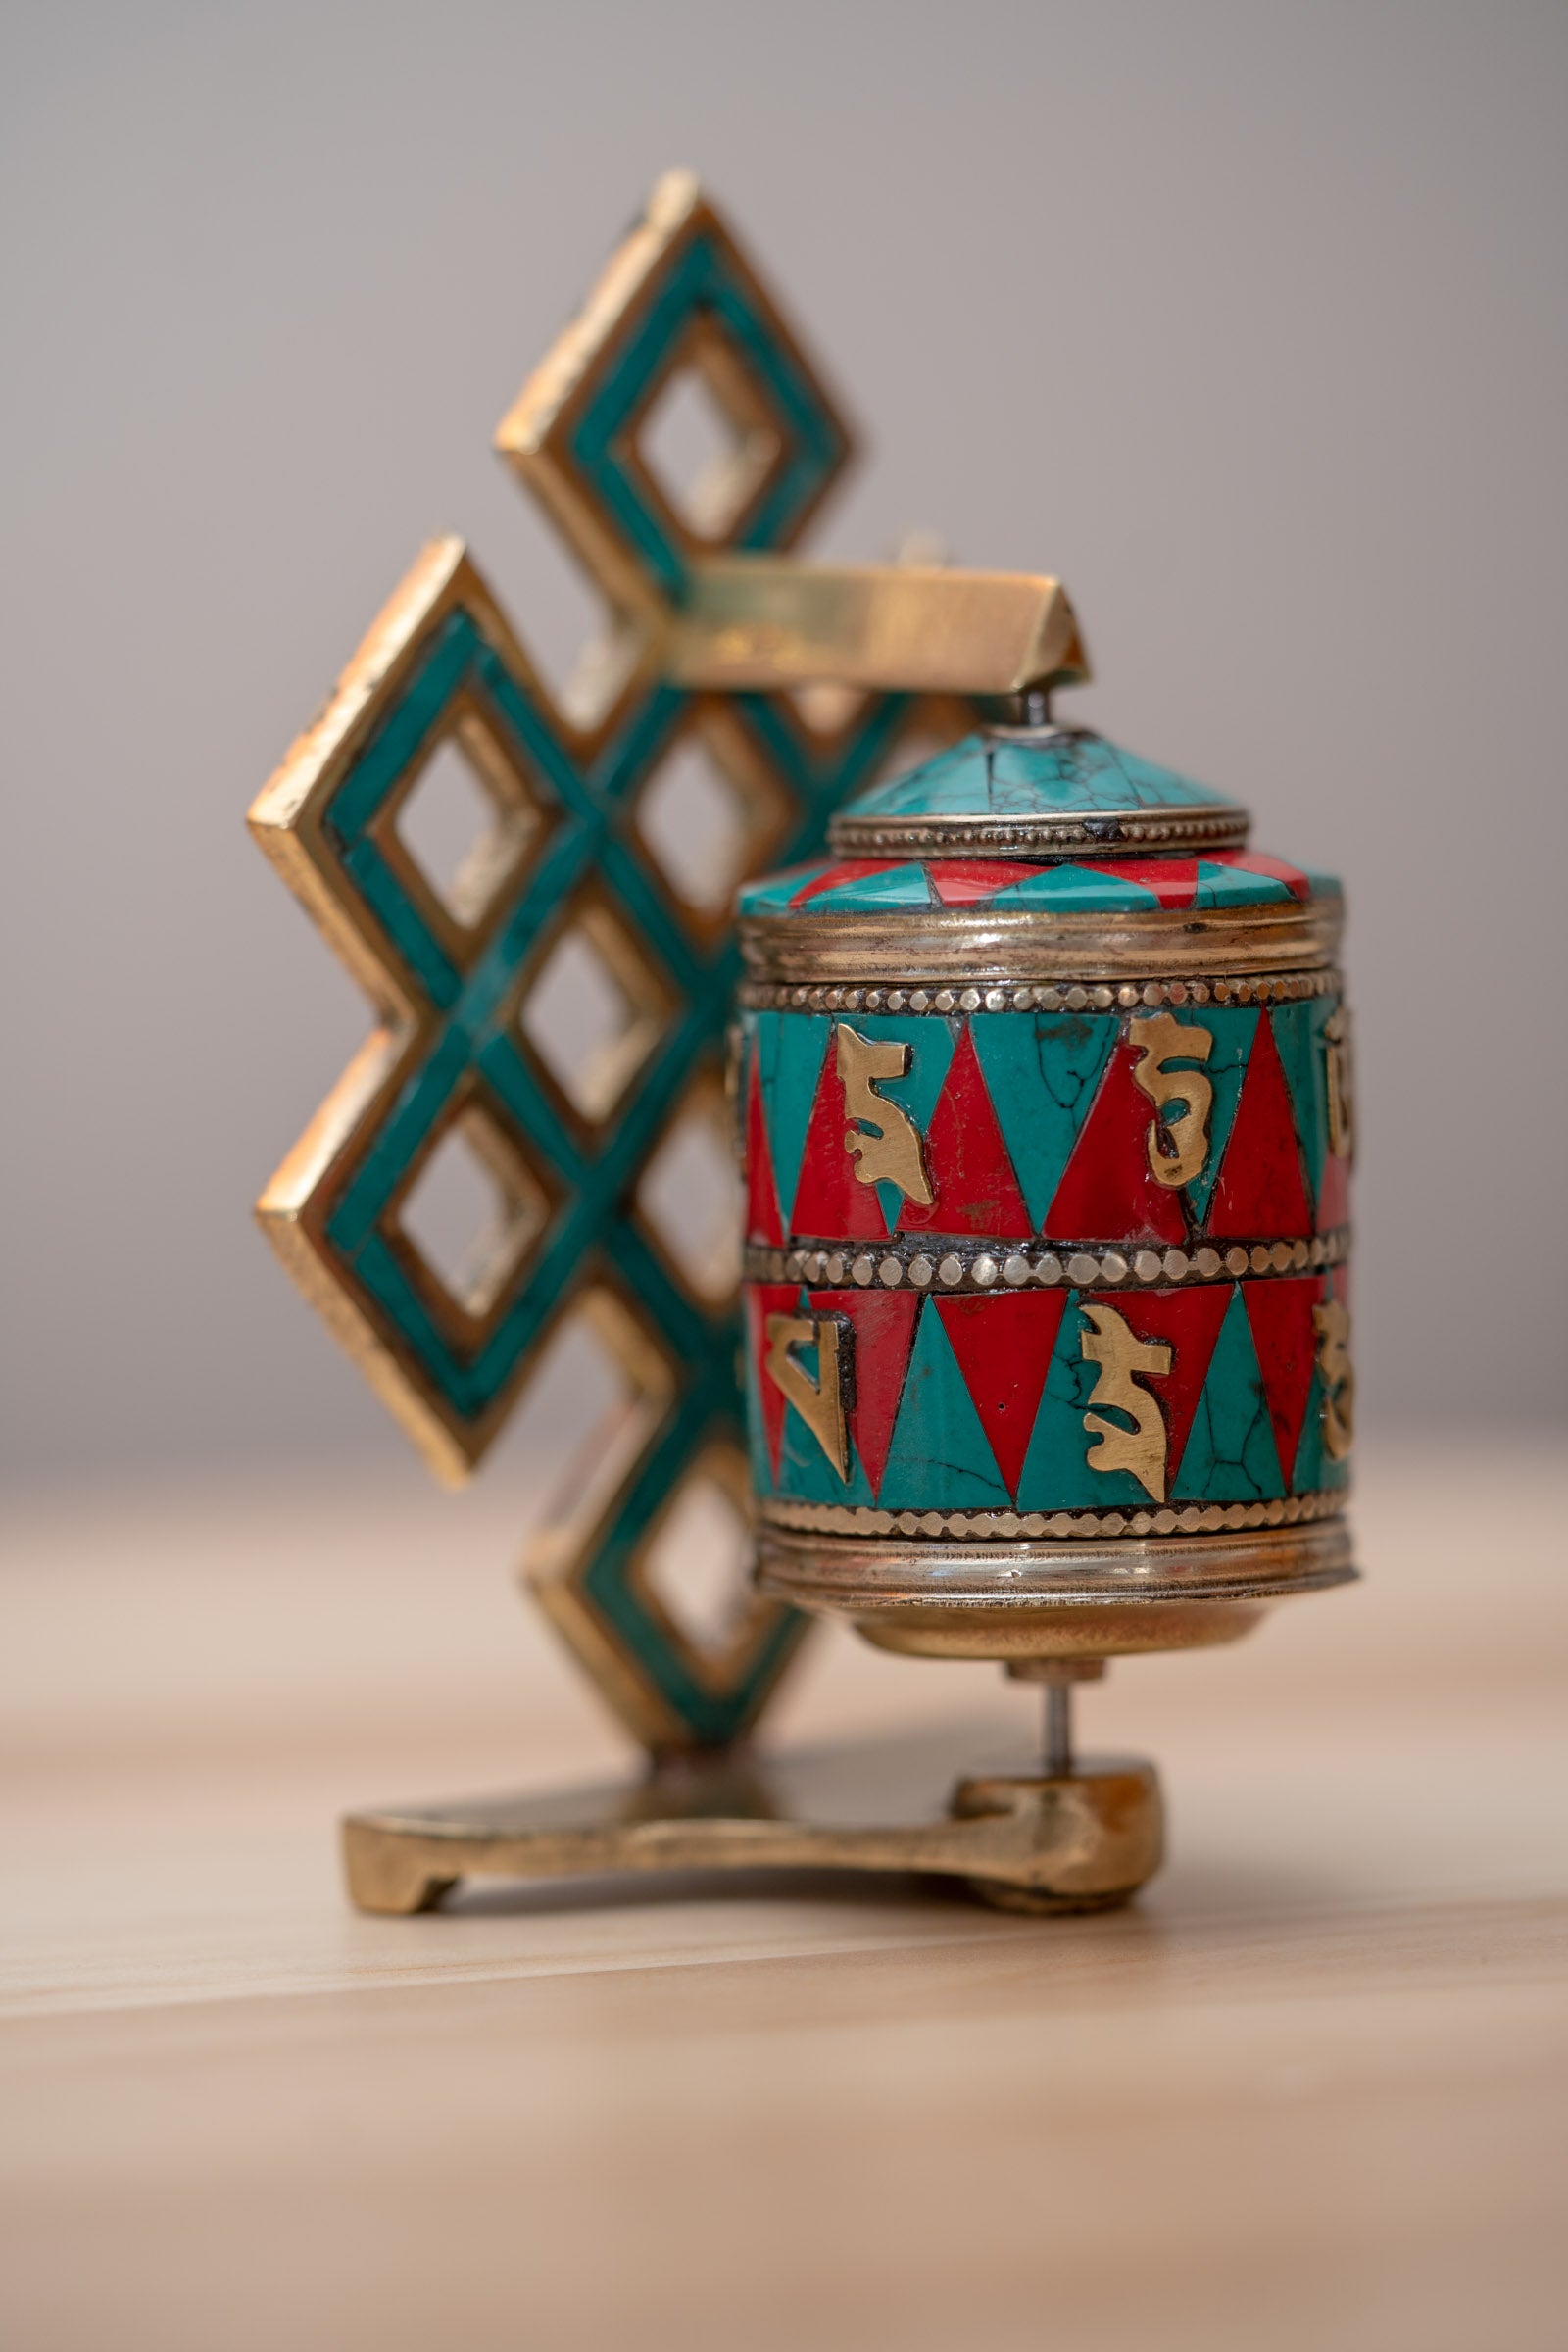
[760,1491,1345,1543]
[828,811,1250,856]
[745,1231,1349,1294]
[739,969,1341,1015]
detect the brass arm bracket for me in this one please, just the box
[668,557,1091,696]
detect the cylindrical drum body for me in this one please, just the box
[734,727,1354,1661]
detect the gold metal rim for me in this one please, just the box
[756,1515,1354,1610]
[738,900,1344,984]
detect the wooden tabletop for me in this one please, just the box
[3,1440,1564,2351]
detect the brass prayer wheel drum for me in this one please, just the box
[734,724,1355,1666]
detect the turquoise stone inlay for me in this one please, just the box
[777,1306,875,1507]
[754,1010,832,1227]
[970,1010,1119,1231]
[751,996,1343,1246]
[876,1302,1012,1511]
[843,1014,957,1228]
[760,1284,1342,1515]
[307,596,935,1743]
[838,727,1239,827]
[738,852,1335,919]
[1181,1004,1260,1224]
[567,229,849,602]
[981,861,1172,913]
[1172,1285,1285,1502]
[1273,995,1339,1200]
[1011,1297,1142,1509]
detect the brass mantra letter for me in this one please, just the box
[1080,1303,1173,1503]
[1312,1298,1354,1460]
[1129,1012,1214,1189]
[764,1313,852,1481]
[836,1024,934,1207]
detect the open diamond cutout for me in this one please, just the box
[637,1070,740,1308]
[387,700,549,935]
[635,715,790,935]
[388,1091,553,1336]
[637,1448,758,1671]
[475,491,651,735]
[513,1282,677,1571]
[634,318,784,542]
[517,887,673,1128]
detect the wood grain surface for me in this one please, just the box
[2,1440,1564,2351]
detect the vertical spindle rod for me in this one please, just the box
[1043,1681,1073,1777]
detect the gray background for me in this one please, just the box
[4,0,1564,1484]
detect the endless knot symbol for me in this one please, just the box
[250,174,970,1749]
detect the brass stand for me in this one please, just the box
[342,1702,1162,1919]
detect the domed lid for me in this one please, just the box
[828,724,1249,860]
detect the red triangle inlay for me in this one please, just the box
[1095,1285,1234,1479]
[928,860,1041,907]
[1078,858,1200,909]
[789,859,901,906]
[1205,849,1313,904]
[935,1291,1067,1496]
[744,1052,784,1248]
[789,1035,888,1241]
[746,1282,798,1484]
[897,1025,1032,1238]
[1204,1012,1314,1240]
[1316,1150,1350,1235]
[816,1287,923,1497]
[1044,1038,1190,1245]
[1243,1277,1323,1488]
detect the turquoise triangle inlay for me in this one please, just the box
[1272,997,1338,1200]
[1193,861,1291,908]
[1014,1294,1152,1511]
[877,1298,1012,1509]
[982,862,1160,913]
[971,1011,1119,1231]
[1291,1361,1328,1494]
[808,861,935,911]
[1289,1355,1349,1494]
[737,862,830,915]
[1173,1285,1284,1502]
[756,1009,832,1227]
[1186,1004,1260,1221]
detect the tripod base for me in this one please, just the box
[342,1725,1162,1917]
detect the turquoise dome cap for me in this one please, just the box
[829,726,1249,861]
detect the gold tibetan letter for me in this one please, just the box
[1312,1298,1354,1460]
[1080,1302,1173,1503]
[1129,1012,1214,1189]
[764,1313,852,1481]
[836,1024,934,1208]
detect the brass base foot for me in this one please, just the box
[953,1762,1163,1913]
[341,1726,1163,1918]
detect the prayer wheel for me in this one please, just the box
[735,722,1353,1898]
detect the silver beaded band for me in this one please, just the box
[760,1491,1345,1543]
[738,968,1341,1016]
[743,1230,1349,1294]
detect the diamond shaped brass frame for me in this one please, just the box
[251,174,973,1751]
